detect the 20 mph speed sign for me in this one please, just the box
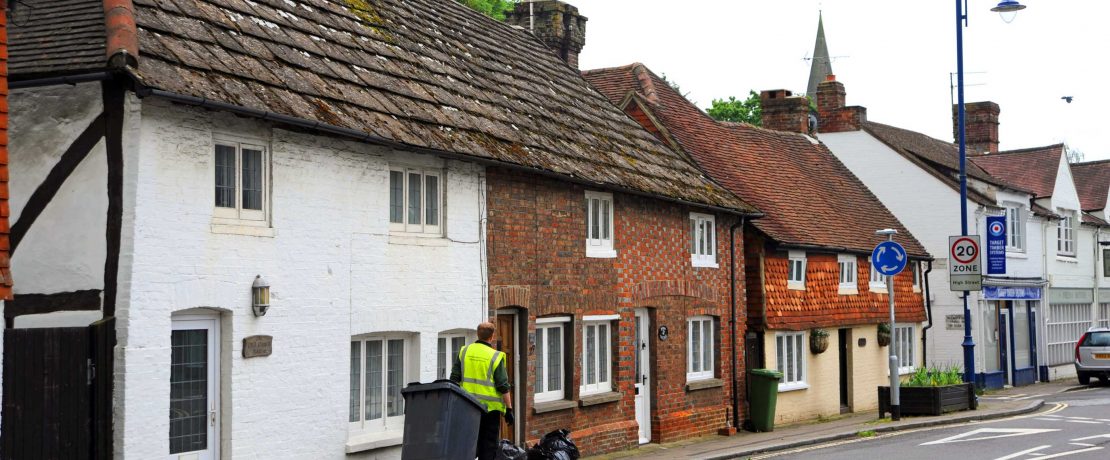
[949,235,983,291]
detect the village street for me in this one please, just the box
[765,384,1110,460]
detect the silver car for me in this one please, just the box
[1075,327,1110,385]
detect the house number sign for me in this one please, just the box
[658,326,669,341]
[242,335,273,358]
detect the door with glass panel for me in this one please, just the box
[634,308,652,444]
[170,317,220,460]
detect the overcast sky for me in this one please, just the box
[573,0,1110,161]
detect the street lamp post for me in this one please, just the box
[955,0,1026,386]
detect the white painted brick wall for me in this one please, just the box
[114,98,485,459]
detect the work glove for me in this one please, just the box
[504,410,514,426]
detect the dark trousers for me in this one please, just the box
[475,410,502,460]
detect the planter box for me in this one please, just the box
[877,383,977,418]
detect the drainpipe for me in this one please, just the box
[922,260,934,366]
[729,216,746,431]
[1094,227,1101,327]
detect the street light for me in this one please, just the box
[955,0,1026,386]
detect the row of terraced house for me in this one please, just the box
[0,1,1106,459]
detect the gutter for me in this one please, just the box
[922,260,933,366]
[9,72,114,90]
[729,217,745,431]
[136,87,764,218]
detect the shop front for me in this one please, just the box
[980,283,1043,389]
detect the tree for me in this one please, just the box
[457,0,517,20]
[707,90,762,126]
[1067,147,1085,163]
[660,73,690,99]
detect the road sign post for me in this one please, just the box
[872,230,907,421]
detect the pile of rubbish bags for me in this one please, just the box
[495,429,580,460]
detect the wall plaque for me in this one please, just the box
[243,335,273,358]
[658,326,669,341]
[945,315,964,331]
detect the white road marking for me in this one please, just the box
[1070,443,1096,447]
[1064,420,1102,424]
[1033,447,1103,459]
[1065,417,1093,420]
[1070,434,1110,442]
[921,428,1061,446]
[993,445,1050,460]
[1035,418,1061,422]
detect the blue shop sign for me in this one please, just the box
[986,216,1006,275]
[983,286,1042,300]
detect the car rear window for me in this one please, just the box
[1082,332,1110,347]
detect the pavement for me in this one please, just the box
[584,379,1087,460]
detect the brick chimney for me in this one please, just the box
[814,75,866,133]
[953,101,999,154]
[505,1,587,69]
[760,89,811,134]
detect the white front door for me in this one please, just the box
[634,308,651,444]
[169,316,220,460]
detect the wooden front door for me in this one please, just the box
[495,314,518,443]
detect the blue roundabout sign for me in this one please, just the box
[871,241,908,276]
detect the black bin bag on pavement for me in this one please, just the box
[524,429,580,460]
[495,440,527,460]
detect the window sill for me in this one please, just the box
[838,287,859,296]
[345,431,403,453]
[691,259,719,269]
[777,383,809,393]
[586,248,618,259]
[870,286,887,294]
[578,391,621,407]
[912,287,922,293]
[1056,256,1079,264]
[211,224,276,237]
[787,282,805,291]
[388,234,448,246]
[898,367,917,376]
[1007,251,1028,259]
[533,399,576,414]
[685,378,724,392]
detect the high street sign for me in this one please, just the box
[949,235,982,291]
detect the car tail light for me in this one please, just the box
[1076,333,1088,363]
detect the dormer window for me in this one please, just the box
[1057,210,1076,257]
[787,251,806,290]
[585,191,617,258]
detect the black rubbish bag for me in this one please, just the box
[495,440,527,460]
[524,429,580,460]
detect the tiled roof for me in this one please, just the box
[1071,159,1110,211]
[860,121,1024,204]
[9,0,756,214]
[1083,212,1109,227]
[8,0,107,78]
[969,144,1065,199]
[584,63,929,258]
[1031,202,1060,219]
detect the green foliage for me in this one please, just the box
[904,364,965,387]
[857,430,877,438]
[707,91,762,126]
[660,73,690,99]
[877,322,891,334]
[811,328,829,338]
[457,0,517,20]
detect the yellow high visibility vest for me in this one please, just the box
[459,343,505,413]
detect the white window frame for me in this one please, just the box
[869,264,888,292]
[350,334,412,436]
[838,254,857,294]
[213,136,269,226]
[436,332,473,381]
[776,331,807,391]
[686,316,715,382]
[1005,205,1025,252]
[1057,210,1076,257]
[787,250,806,290]
[690,213,718,267]
[580,315,617,396]
[893,324,916,374]
[535,316,570,403]
[585,191,617,258]
[389,166,443,236]
[911,262,921,292]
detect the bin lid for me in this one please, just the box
[751,368,783,378]
[400,381,487,412]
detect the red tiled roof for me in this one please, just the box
[9,0,756,214]
[584,63,929,258]
[1083,212,1109,227]
[1071,159,1110,212]
[969,144,1065,199]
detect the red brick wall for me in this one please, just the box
[486,167,746,454]
[0,0,12,300]
[815,79,867,134]
[745,231,926,332]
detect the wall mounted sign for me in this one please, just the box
[985,216,1006,275]
[242,335,273,358]
[658,326,669,341]
[983,286,1042,300]
[945,314,965,330]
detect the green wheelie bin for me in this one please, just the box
[749,369,783,432]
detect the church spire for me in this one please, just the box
[806,11,833,97]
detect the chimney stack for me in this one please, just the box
[760,89,812,134]
[506,1,588,69]
[953,102,1000,154]
[814,75,866,133]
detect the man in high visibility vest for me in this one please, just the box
[451,322,513,460]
